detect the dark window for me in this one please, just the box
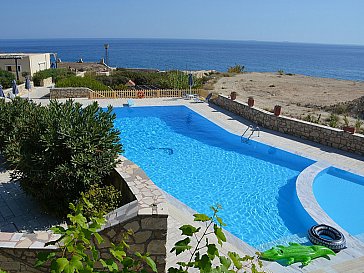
[6,66,12,72]
[17,66,21,72]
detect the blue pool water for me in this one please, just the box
[313,167,364,236]
[113,106,316,247]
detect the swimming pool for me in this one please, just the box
[113,106,316,247]
[313,167,364,240]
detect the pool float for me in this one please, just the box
[308,224,346,252]
[260,242,335,266]
[137,91,145,98]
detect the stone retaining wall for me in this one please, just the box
[0,156,168,272]
[212,95,364,155]
[50,87,92,99]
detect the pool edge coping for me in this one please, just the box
[296,161,364,253]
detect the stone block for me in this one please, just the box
[141,217,167,230]
[134,231,152,244]
[129,243,145,253]
[147,240,166,255]
[124,220,140,232]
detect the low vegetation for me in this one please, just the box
[56,75,110,90]
[96,69,204,90]
[0,69,16,88]
[0,98,122,216]
[228,64,245,73]
[32,68,75,86]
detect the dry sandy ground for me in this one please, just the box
[213,72,364,124]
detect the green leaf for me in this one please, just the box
[193,213,212,222]
[216,216,227,227]
[93,232,104,245]
[69,255,83,271]
[170,237,192,255]
[55,258,69,273]
[100,259,118,271]
[198,254,211,271]
[51,226,67,234]
[228,252,242,270]
[179,225,200,236]
[219,256,232,269]
[214,224,226,246]
[144,256,158,272]
[35,252,56,267]
[207,244,219,259]
[110,248,126,262]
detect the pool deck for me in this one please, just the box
[28,94,364,272]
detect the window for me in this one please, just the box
[17,66,21,72]
[6,66,12,72]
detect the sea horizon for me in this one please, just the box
[1,38,364,81]
[2,37,364,47]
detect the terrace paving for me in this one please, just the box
[0,158,60,233]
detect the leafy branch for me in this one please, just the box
[35,200,157,273]
[169,205,265,273]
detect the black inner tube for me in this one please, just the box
[308,224,346,251]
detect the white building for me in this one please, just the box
[0,53,52,82]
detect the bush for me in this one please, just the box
[0,69,16,88]
[227,64,245,73]
[79,183,123,219]
[32,68,75,86]
[327,113,340,128]
[98,69,203,89]
[56,76,109,90]
[1,99,122,216]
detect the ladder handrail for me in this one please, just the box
[241,125,260,142]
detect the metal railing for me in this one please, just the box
[241,125,260,142]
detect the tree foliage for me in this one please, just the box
[0,98,122,216]
[0,69,16,88]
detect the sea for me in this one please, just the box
[1,38,363,81]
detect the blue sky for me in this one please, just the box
[1,0,364,45]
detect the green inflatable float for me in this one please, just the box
[260,242,336,266]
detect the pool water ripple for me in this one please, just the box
[114,106,315,246]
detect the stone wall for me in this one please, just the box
[50,87,92,99]
[212,95,364,155]
[0,156,168,273]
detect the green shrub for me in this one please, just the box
[36,202,157,273]
[32,68,75,86]
[2,99,122,216]
[227,64,245,73]
[355,118,363,131]
[80,183,122,219]
[98,69,203,89]
[328,113,340,128]
[0,69,16,88]
[56,76,109,90]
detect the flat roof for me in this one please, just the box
[0,53,52,59]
